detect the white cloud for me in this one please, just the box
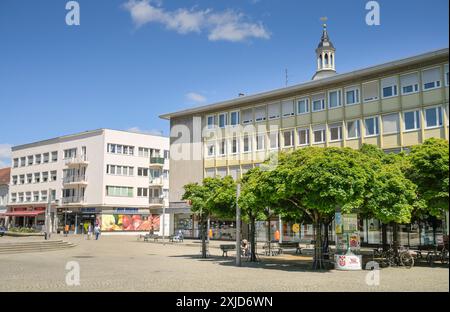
[127,127,163,136]
[186,92,207,103]
[123,0,270,42]
[0,144,12,168]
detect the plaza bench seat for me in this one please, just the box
[220,244,236,257]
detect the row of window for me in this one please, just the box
[11,171,57,185]
[106,186,165,198]
[10,190,56,203]
[13,152,58,168]
[205,106,445,156]
[108,144,170,159]
[206,65,449,128]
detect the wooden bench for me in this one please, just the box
[279,242,301,254]
[263,242,282,256]
[220,244,236,257]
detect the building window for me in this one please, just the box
[381,76,398,98]
[35,154,41,164]
[12,175,17,185]
[283,130,294,147]
[268,102,280,120]
[138,167,149,177]
[365,116,380,137]
[242,108,253,124]
[400,72,419,95]
[424,106,443,129]
[34,173,40,183]
[230,137,239,154]
[33,191,39,202]
[18,192,24,203]
[42,172,49,182]
[297,128,309,146]
[218,140,226,156]
[243,135,251,153]
[51,151,58,162]
[403,110,421,131]
[230,111,240,126]
[297,98,309,115]
[41,191,47,202]
[362,81,379,102]
[19,175,25,184]
[50,171,57,182]
[11,193,17,203]
[445,64,449,87]
[20,157,26,167]
[137,187,148,197]
[422,67,441,90]
[328,90,342,108]
[138,147,150,157]
[25,192,31,202]
[313,126,326,144]
[106,186,133,197]
[329,123,342,141]
[107,144,134,155]
[282,100,295,117]
[43,153,49,163]
[254,106,267,122]
[206,142,215,157]
[218,113,227,128]
[27,155,33,166]
[207,115,216,129]
[382,113,400,134]
[256,134,265,151]
[64,148,77,158]
[345,87,360,105]
[269,132,279,149]
[312,94,325,112]
[347,120,361,139]
[26,174,32,184]
[13,158,18,168]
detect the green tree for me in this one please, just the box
[182,176,236,258]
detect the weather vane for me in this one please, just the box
[320,16,328,28]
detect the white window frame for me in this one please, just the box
[256,134,265,151]
[362,80,380,103]
[269,132,279,150]
[229,110,240,126]
[230,137,239,155]
[346,119,361,139]
[381,76,398,99]
[268,102,281,120]
[241,108,253,124]
[254,105,267,122]
[400,72,420,95]
[312,94,325,112]
[424,106,443,129]
[328,89,342,109]
[364,116,380,137]
[312,126,326,144]
[382,113,400,134]
[206,142,215,158]
[243,135,252,153]
[297,128,310,146]
[206,115,216,129]
[328,123,343,142]
[345,86,360,106]
[445,64,449,87]
[403,110,421,132]
[296,98,309,115]
[281,99,295,118]
[218,140,226,156]
[422,66,442,91]
[218,112,228,128]
[282,129,294,147]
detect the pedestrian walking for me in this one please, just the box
[88,223,93,240]
[64,224,69,237]
[94,223,101,240]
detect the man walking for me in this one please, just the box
[94,223,101,240]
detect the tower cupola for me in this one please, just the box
[312,22,337,80]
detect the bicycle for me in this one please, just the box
[426,244,449,266]
[373,244,414,269]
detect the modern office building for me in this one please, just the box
[160,25,449,245]
[5,129,171,235]
[0,167,10,227]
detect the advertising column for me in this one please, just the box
[334,212,362,270]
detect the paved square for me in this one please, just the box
[0,235,448,292]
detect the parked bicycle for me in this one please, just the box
[426,244,449,266]
[373,244,414,269]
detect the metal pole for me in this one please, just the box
[236,183,241,267]
[207,216,210,244]
[279,215,283,243]
[162,205,166,244]
[45,188,51,239]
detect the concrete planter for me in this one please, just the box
[5,232,44,237]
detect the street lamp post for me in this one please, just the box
[236,183,241,267]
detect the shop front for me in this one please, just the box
[100,208,159,233]
[4,206,46,230]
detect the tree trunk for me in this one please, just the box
[312,220,325,270]
[267,217,271,255]
[250,215,257,262]
[381,223,388,251]
[392,222,399,258]
[201,217,207,258]
[323,222,330,260]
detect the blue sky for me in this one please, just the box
[0,0,448,166]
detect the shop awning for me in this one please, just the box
[1,211,45,217]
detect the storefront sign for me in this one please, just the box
[81,208,98,214]
[334,254,362,270]
[343,214,358,233]
[114,208,139,214]
[292,223,300,233]
[335,212,342,234]
[101,214,160,232]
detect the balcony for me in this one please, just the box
[61,196,85,204]
[149,197,164,206]
[149,157,164,167]
[64,155,89,166]
[149,177,164,186]
[63,175,88,185]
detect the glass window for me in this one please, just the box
[445,64,449,86]
[51,151,58,162]
[206,143,215,157]
[345,87,360,105]
[268,103,280,120]
[381,76,398,98]
[27,155,33,166]
[329,123,342,141]
[382,113,400,134]
[347,120,360,139]
[231,137,239,154]
[207,115,216,129]
[400,72,419,95]
[328,90,342,108]
[404,110,421,131]
[365,116,380,136]
[269,132,279,149]
[34,173,40,183]
[26,174,32,184]
[42,172,49,182]
[12,175,17,185]
[254,106,266,122]
[13,158,18,168]
[425,107,443,128]
[297,128,309,145]
[50,171,57,181]
[312,94,325,111]
[362,81,379,102]
[20,157,26,167]
[313,127,325,144]
[256,134,265,151]
[243,135,251,152]
[242,108,253,124]
[297,98,309,114]
[218,113,227,128]
[283,130,294,147]
[422,67,441,90]
[219,140,226,156]
[19,175,25,184]
[35,154,41,164]
[230,111,239,126]
[43,153,49,163]
[282,100,295,117]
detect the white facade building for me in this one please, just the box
[6,129,172,235]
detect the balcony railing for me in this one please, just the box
[149,157,165,166]
[64,155,88,166]
[62,196,85,204]
[149,177,163,185]
[149,197,164,205]
[63,175,88,184]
